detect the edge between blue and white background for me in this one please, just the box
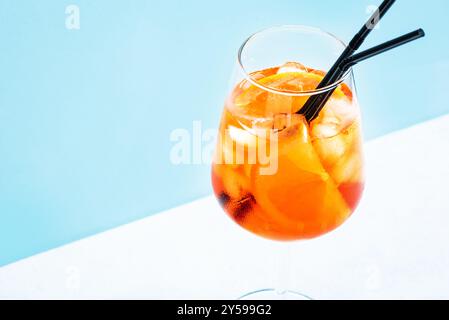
[1,0,448,266]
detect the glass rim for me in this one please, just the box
[237,25,353,97]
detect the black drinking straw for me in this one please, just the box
[341,29,425,71]
[298,0,396,119]
[303,28,425,122]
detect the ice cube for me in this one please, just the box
[330,98,358,124]
[228,126,258,147]
[313,134,347,169]
[330,152,363,185]
[238,117,277,140]
[273,113,293,132]
[311,97,358,139]
[244,114,306,139]
[312,120,340,138]
[277,62,309,74]
[224,125,259,165]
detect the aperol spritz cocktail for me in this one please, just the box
[211,60,364,241]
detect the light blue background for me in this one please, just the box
[0,0,448,266]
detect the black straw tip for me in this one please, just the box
[418,28,426,37]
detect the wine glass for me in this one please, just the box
[211,25,365,299]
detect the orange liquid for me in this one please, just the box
[212,64,365,241]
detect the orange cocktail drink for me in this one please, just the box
[212,63,364,241]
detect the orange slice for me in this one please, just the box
[251,116,351,239]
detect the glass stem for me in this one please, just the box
[275,243,292,295]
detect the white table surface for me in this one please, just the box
[1,115,449,300]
